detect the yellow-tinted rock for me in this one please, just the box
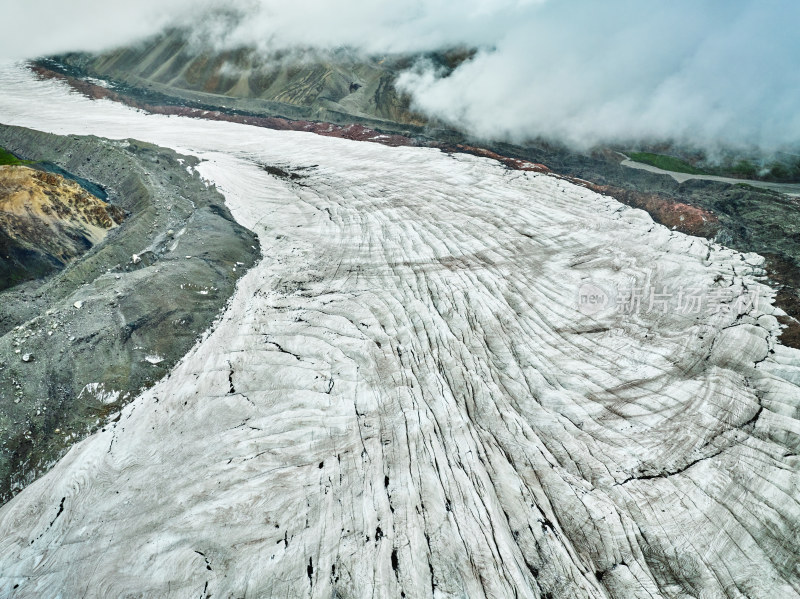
[0,165,124,283]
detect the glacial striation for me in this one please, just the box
[0,64,798,599]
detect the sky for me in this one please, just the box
[3,0,799,152]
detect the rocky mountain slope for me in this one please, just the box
[0,65,799,599]
[0,123,259,503]
[0,165,124,290]
[53,28,435,131]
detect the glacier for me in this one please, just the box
[0,63,799,598]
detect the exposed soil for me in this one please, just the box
[762,253,800,348]
[574,181,720,238]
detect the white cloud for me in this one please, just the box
[395,1,800,151]
[3,0,798,152]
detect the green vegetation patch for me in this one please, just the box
[720,159,799,182]
[729,160,758,178]
[628,152,708,175]
[0,146,35,166]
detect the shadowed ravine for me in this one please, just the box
[0,64,799,598]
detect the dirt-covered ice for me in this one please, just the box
[0,63,799,599]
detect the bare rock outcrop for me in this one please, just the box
[0,165,124,290]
